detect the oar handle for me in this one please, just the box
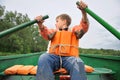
[76,1,80,6]
[42,15,49,20]
[35,15,49,23]
[76,1,120,40]
[0,15,49,38]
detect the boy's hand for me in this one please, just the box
[77,1,88,11]
[35,16,44,24]
[35,16,45,30]
[77,1,89,23]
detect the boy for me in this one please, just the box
[35,1,89,80]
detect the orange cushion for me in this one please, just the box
[85,65,94,73]
[4,65,24,75]
[4,64,94,75]
[54,65,94,74]
[17,65,34,75]
[54,68,68,74]
[29,66,38,75]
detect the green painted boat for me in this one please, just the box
[0,52,119,80]
[0,2,120,80]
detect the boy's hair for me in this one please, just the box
[56,14,71,27]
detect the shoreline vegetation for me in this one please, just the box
[79,48,120,56]
[0,48,120,56]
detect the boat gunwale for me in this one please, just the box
[0,52,44,60]
[80,53,120,61]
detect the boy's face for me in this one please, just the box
[55,17,67,30]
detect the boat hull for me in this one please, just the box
[0,52,119,80]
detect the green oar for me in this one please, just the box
[76,1,120,40]
[0,15,49,38]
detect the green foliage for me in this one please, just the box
[0,52,21,56]
[0,5,5,16]
[79,48,120,56]
[0,5,48,54]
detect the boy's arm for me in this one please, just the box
[39,26,56,40]
[35,16,56,40]
[72,1,89,39]
[77,1,89,23]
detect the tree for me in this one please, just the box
[0,5,48,54]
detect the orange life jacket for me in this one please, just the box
[49,31,79,57]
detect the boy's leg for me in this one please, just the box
[36,53,60,80]
[62,57,87,80]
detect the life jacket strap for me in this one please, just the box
[49,44,78,54]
